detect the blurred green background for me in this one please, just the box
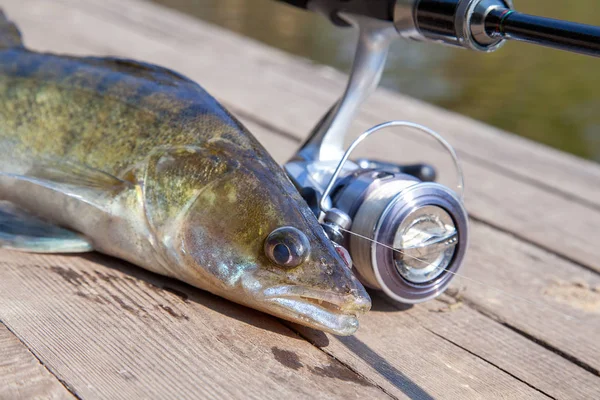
[151,0,600,162]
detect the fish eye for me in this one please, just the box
[264,226,310,268]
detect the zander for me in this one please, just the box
[0,11,370,335]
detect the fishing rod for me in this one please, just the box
[277,0,600,303]
[276,0,600,56]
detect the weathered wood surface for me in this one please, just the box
[0,0,599,399]
[0,252,389,400]
[0,323,74,400]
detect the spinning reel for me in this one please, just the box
[277,0,600,302]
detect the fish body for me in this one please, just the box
[0,12,370,335]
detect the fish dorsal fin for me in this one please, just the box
[81,56,197,87]
[0,10,23,49]
[0,201,92,253]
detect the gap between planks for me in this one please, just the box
[0,321,76,400]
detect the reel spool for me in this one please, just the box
[331,176,468,303]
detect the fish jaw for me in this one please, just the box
[261,285,371,336]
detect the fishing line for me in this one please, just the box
[338,226,579,320]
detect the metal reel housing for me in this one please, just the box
[332,169,469,303]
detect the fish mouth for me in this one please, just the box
[262,286,371,336]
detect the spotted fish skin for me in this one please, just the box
[0,11,371,335]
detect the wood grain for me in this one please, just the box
[0,251,389,400]
[454,222,600,373]
[290,290,600,400]
[407,294,600,400]
[12,0,599,271]
[0,323,75,400]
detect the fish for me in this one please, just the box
[0,11,371,335]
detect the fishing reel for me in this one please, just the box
[286,121,468,303]
[279,0,600,302]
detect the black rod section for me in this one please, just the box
[485,9,600,57]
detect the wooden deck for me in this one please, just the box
[1,0,599,398]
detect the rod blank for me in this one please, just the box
[485,9,600,57]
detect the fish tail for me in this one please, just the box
[0,9,23,49]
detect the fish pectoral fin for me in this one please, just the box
[27,160,130,192]
[0,201,93,253]
[0,161,131,214]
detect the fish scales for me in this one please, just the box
[0,11,371,335]
[0,50,260,173]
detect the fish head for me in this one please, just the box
[167,152,371,335]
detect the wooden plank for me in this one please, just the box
[407,294,600,400]
[288,299,552,400]
[0,250,554,400]
[455,222,600,373]
[0,251,390,400]
[0,323,75,400]
[291,291,600,400]
[10,0,600,273]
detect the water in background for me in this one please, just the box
[151,0,600,162]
